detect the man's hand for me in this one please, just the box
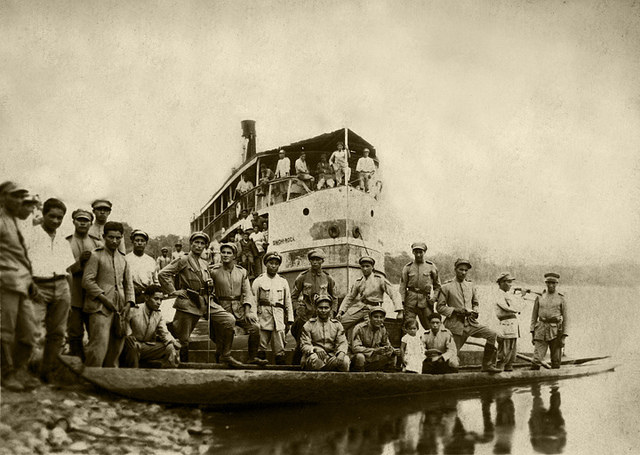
[561,334,568,347]
[336,351,346,362]
[396,309,404,320]
[244,309,257,324]
[99,296,117,312]
[172,290,188,299]
[313,347,328,361]
[172,340,182,349]
[80,250,92,263]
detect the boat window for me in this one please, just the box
[303,208,309,216]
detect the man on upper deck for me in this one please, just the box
[356,148,376,192]
[400,242,441,330]
[315,153,335,190]
[530,273,567,370]
[295,151,315,189]
[329,142,350,186]
[275,150,291,178]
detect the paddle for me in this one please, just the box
[465,340,551,369]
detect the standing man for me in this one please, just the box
[355,148,376,192]
[530,273,567,370]
[25,198,75,381]
[338,256,403,338]
[399,242,441,330]
[329,142,350,186]
[423,313,459,374]
[295,151,315,188]
[125,229,159,304]
[172,242,185,261]
[275,149,291,178]
[315,153,335,190]
[250,224,268,276]
[156,247,172,271]
[251,252,294,365]
[300,295,350,372]
[436,259,501,373]
[209,243,266,366]
[88,199,125,254]
[291,249,339,364]
[351,307,398,372]
[494,273,525,372]
[0,182,40,391]
[66,209,102,359]
[82,221,135,367]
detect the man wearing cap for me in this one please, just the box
[300,295,350,371]
[423,313,459,374]
[329,142,350,186]
[295,151,315,189]
[355,148,376,192]
[400,242,441,330]
[23,198,75,381]
[89,199,125,254]
[126,230,159,304]
[0,182,41,390]
[351,306,398,372]
[82,221,135,367]
[436,259,501,373]
[530,273,567,369]
[251,252,293,365]
[209,242,265,366]
[494,273,526,371]
[291,248,339,364]
[275,149,291,179]
[172,243,185,261]
[156,247,172,271]
[67,209,102,359]
[339,256,402,339]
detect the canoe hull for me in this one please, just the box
[60,355,616,407]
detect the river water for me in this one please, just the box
[196,285,640,454]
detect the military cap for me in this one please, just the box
[544,272,560,283]
[130,229,149,241]
[72,209,93,221]
[91,199,112,210]
[0,181,28,195]
[454,258,472,269]
[189,231,210,244]
[263,252,282,265]
[219,242,238,255]
[411,242,427,251]
[314,293,332,305]
[358,256,375,266]
[369,306,386,317]
[496,273,516,283]
[161,247,169,252]
[307,249,326,260]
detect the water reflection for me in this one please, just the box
[203,383,569,455]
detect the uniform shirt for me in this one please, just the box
[25,225,75,279]
[67,232,102,309]
[156,255,172,271]
[530,290,567,341]
[159,253,211,316]
[275,157,291,178]
[292,268,339,316]
[329,149,348,169]
[495,289,523,339]
[423,328,458,363]
[436,279,479,336]
[399,260,441,309]
[340,273,402,313]
[356,156,376,173]
[300,317,348,356]
[210,263,255,319]
[295,157,310,174]
[82,246,135,315]
[352,321,392,357]
[129,305,175,344]
[252,272,293,331]
[125,252,159,291]
[0,208,32,295]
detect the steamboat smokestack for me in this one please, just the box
[241,120,256,161]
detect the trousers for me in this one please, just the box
[533,337,563,368]
[302,352,350,371]
[259,329,286,355]
[1,288,36,376]
[121,337,178,368]
[497,337,517,370]
[31,279,70,375]
[85,311,126,367]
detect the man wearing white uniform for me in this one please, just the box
[329,142,350,186]
[356,148,376,192]
[275,150,291,178]
[295,151,315,188]
[494,273,525,371]
[125,229,159,304]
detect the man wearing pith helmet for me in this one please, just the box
[494,273,526,372]
[338,256,402,340]
[400,242,441,330]
[251,252,293,365]
[290,248,338,364]
[530,273,567,369]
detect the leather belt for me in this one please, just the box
[539,316,560,323]
[258,299,285,309]
[498,314,517,321]
[406,287,429,296]
[33,275,67,284]
[363,299,383,306]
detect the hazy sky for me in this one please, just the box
[2,0,639,265]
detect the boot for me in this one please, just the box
[179,344,189,363]
[218,329,245,369]
[15,367,41,389]
[1,372,25,392]
[246,334,268,366]
[275,353,287,366]
[68,339,85,361]
[482,346,501,374]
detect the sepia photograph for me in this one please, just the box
[1,1,639,453]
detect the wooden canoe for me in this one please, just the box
[59,355,616,407]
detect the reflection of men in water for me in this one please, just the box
[436,259,501,373]
[530,273,567,369]
[494,273,524,371]
[494,390,516,454]
[529,385,566,453]
[423,313,459,374]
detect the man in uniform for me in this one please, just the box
[172,242,185,261]
[291,249,339,364]
[67,209,102,359]
[159,232,237,365]
[530,273,567,369]
[209,243,266,366]
[494,273,525,371]
[338,256,402,339]
[351,306,398,372]
[125,229,159,304]
[399,242,441,330]
[423,313,459,374]
[355,148,376,192]
[82,221,135,367]
[156,247,172,271]
[88,199,125,254]
[251,252,293,365]
[436,259,501,373]
[300,295,350,371]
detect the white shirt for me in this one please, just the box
[329,149,348,168]
[402,333,425,373]
[25,225,75,279]
[295,158,309,174]
[356,157,376,173]
[236,179,254,194]
[126,252,159,288]
[172,251,186,261]
[250,231,267,254]
[240,216,253,231]
[275,157,291,178]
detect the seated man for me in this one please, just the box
[300,295,350,372]
[422,313,459,374]
[351,306,398,372]
[295,151,315,189]
[315,153,335,190]
[122,285,180,368]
